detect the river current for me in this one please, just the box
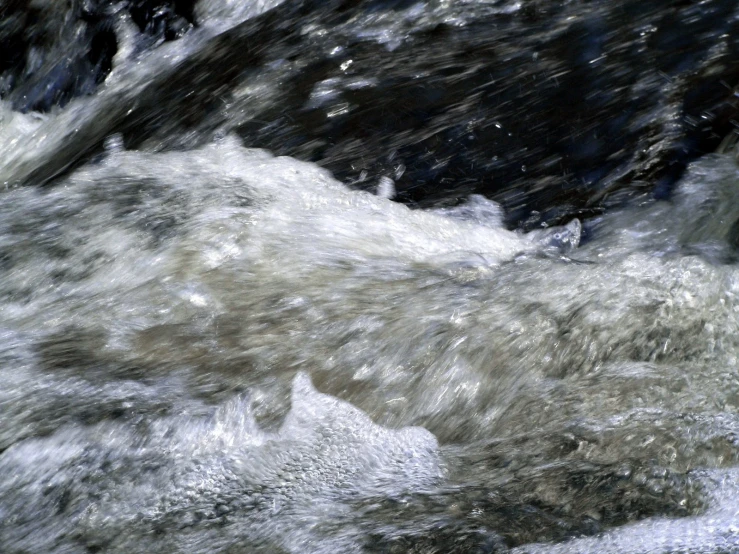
[2,1,739,553]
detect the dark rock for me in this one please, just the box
[5,0,739,227]
[122,0,739,226]
[0,0,195,113]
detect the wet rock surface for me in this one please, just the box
[0,0,195,112]
[3,0,739,226]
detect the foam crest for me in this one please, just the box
[0,373,442,553]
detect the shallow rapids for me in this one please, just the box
[0,134,738,552]
[3,0,739,552]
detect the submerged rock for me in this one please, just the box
[0,0,195,112]
[3,0,739,226]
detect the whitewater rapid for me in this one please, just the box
[0,133,738,552]
[2,1,739,553]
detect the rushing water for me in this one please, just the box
[2,1,739,553]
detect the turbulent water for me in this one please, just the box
[2,1,739,553]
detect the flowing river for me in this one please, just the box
[2,1,739,552]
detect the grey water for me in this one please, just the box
[2,1,739,553]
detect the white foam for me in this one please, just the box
[0,372,441,552]
[513,470,739,554]
[195,0,285,30]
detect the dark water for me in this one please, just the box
[1,1,739,553]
